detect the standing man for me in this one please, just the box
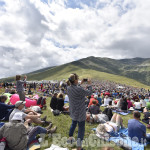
[67,73,92,150]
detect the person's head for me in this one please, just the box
[135,99,139,102]
[94,94,98,99]
[66,73,79,86]
[0,95,7,103]
[86,113,94,123]
[15,101,26,110]
[16,75,21,81]
[57,93,64,99]
[133,111,141,120]
[96,124,107,134]
[105,95,108,98]
[53,92,57,97]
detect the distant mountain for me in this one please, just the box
[1,56,150,88]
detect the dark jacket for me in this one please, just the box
[0,102,15,120]
[142,112,150,124]
[120,100,128,110]
[88,105,100,115]
[56,98,64,111]
[50,96,57,110]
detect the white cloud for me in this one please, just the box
[0,0,150,78]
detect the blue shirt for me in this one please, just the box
[128,119,146,143]
[0,102,15,120]
[97,97,102,105]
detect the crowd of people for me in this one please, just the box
[1,73,150,150]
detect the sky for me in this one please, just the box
[0,0,150,78]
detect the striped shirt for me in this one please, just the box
[67,84,92,122]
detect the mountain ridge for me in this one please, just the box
[1,56,150,88]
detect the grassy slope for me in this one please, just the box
[42,64,150,89]
[0,88,150,150]
[1,57,150,87]
[40,97,150,150]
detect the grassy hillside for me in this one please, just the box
[1,56,150,88]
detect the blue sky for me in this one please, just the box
[0,0,150,78]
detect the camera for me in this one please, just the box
[83,78,88,82]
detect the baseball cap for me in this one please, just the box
[15,101,26,108]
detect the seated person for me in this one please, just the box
[128,111,150,143]
[102,95,112,106]
[120,98,128,112]
[88,100,101,115]
[9,101,49,125]
[28,88,33,95]
[127,98,133,109]
[0,113,57,150]
[0,95,15,121]
[140,96,146,108]
[56,93,69,111]
[96,113,124,136]
[144,96,149,103]
[142,107,150,124]
[97,94,102,105]
[134,99,142,111]
[88,95,99,108]
[50,92,58,110]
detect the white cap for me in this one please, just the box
[15,101,26,108]
[11,112,23,121]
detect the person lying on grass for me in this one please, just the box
[96,113,124,138]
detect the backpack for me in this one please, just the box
[53,109,60,116]
[103,108,113,120]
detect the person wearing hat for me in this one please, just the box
[9,101,48,125]
[0,95,15,121]
[67,73,92,150]
[0,113,57,150]
[0,112,28,150]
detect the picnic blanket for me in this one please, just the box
[27,140,40,150]
[96,128,149,150]
[112,110,130,116]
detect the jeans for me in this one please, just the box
[28,126,47,145]
[69,120,85,147]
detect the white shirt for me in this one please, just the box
[105,122,118,133]
[103,98,111,106]
[64,95,69,102]
[140,99,146,107]
[134,102,141,109]
[9,108,27,122]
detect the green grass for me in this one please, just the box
[40,98,150,150]
[1,87,150,150]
